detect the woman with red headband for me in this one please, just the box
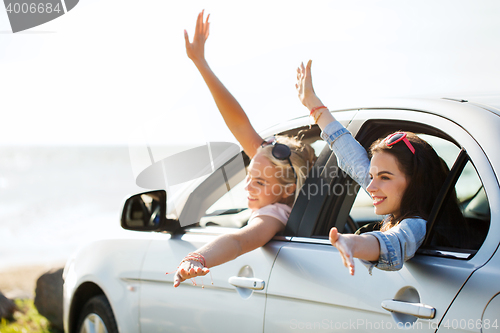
[296,60,466,275]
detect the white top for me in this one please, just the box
[248,203,292,226]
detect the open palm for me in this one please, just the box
[184,10,210,64]
[329,227,356,275]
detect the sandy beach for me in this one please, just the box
[0,263,66,299]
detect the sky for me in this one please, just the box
[1,0,500,147]
[0,0,500,271]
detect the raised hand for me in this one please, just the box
[184,10,210,64]
[329,227,356,275]
[296,60,323,110]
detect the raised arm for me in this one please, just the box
[184,11,263,158]
[173,216,284,287]
[296,60,380,275]
[296,60,335,130]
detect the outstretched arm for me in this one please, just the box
[329,227,380,275]
[184,11,263,159]
[173,216,284,287]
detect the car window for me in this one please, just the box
[347,132,490,255]
[420,134,482,201]
[349,134,477,230]
[197,129,327,229]
[422,157,490,253]
[203,139,329,219]
[201,178,251,228]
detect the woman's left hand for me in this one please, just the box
[173,259,210,288]
[184,10,210,64]
[329,227,356,275]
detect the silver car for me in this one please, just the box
[63,96,500,333]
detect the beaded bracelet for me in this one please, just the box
[312,109,325,124]
[171,252,213,288]
[309,105,327,116]
[181,252,206,267]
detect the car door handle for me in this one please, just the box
[381,300,436,319]
[228,276,265,290]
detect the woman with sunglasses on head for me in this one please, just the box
[296,60,466,276]
[172,11,316,287]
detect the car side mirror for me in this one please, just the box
[121,190,179,232]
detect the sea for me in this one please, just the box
[0,145,147,271]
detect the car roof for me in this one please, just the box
[444,94,500,114]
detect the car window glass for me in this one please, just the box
[426,159,490,252]
[198,162,249,228]
[419,134,482,201]
[201,138,327,229]
[205,179,247,215]
[309,140,328,157]
[420,134,460,167]
[349,187,378,231]
[415,135,489,251]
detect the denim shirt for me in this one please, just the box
[320,121,426,274]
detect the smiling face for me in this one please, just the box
[244,152,294,211]
[367,152,409,217]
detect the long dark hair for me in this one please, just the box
[369,132,467,247]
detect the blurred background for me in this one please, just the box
[1,0,500,288]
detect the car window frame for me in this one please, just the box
[294,113,496,262]
[303,118,458,239]
[178,124,329,234]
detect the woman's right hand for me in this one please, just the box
[184,10,210,64]
[296,60,323,110]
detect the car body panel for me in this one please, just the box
[63,98,500,333]
[265,241,479,332]
[138,230,283,332]
[436,245,500,332]
[63,236,153,333]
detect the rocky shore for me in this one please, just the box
[0,264,65,329]
[0,264,63,300]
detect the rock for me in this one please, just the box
[34,267,64,330]
[0,291,16,319]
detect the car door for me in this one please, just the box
[264,108,499,332]
[139,231,282,332]
[135,119,344,332]
[435,246,500,333]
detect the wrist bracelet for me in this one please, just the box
[313,109,325,124]
[310,105,327,116]
[182,252,206,267]
[167,252,213,288]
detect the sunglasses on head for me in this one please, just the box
[261,138,297,181]
[384,132,415,154]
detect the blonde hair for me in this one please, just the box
[258,135,317,206]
